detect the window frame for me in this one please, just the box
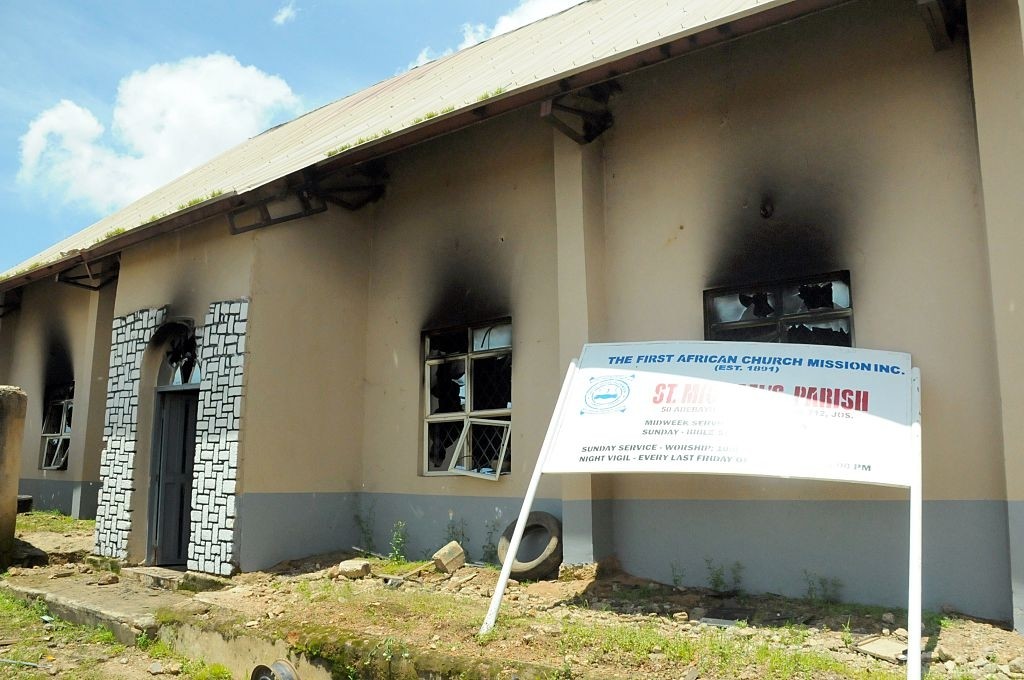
[422,318,512,480]
[703,270,854,346]
[40,383,74,471]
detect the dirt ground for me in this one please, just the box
[6,519,1024,679]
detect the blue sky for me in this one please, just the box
[0,0,580,272]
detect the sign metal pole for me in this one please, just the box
[479,361,578,636]
[907,369,923,680]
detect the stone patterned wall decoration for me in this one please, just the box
[188,299,248,576]
[94,307,167,558]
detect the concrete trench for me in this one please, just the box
[0,569,559,680]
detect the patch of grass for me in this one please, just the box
[803,569,843,604]
[15,509,95,535]
[176,189,224,211]
[102,227,126,240]
[475,86,507,102]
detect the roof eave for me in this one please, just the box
[0,0,846,296]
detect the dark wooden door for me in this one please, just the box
[154,391,198,566]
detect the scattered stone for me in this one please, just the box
[165,661,182,675]
[882,628,891,636]
[881,612,896,624]
[893,628,908,639]
[673,611,689,622]
[148,661,164,675]
[335,559,371,579]
[690,607,707,621]
[1010,657,1024,673]
[432,541,466,574]
[97,572,119,585]
[244,620,260,627]
[681,667,699,680]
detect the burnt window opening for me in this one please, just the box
[40,383,74,470]
[159,324,201,386]
[704,271,853,347]
[424,320,512,480]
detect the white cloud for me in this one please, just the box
[18,54,300,214]
[415,0,584,64]
[408,46,452,71]
[273,2,297,25]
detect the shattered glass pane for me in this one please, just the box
[785,319,851,346]
[472,355,512,411]
[427,330,468,358]
[42,402,64,435]
[782,279,851,314]
[42,437,69,470]
[711,291,778,323]
[473,323,512,351]
[63,402,73,433]
[427,421,465,471]
[710,324,780,343]
[429,360,466,414]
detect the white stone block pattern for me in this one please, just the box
[188,299,248,576]
[94,307,167,558]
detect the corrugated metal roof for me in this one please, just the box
[2,0,801,282]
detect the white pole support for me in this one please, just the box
[907,369,923,680]
[479,360,578,636]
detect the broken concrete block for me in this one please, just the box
[333,557,370,577]
[432,541,465,573]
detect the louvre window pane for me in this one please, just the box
[427,330,468,358]
[711,291,779,323]
[429,360,466,414]
[711,324,780,343]
[471,355,512,411]
[782,279,851,314]
[468,423,509,474]
[473,323,512,351]
[785,319,852,346]
[42,402,64,435]
[427,421,465,471]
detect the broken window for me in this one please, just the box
[424,320,512,480]
[704,271,853,347]
[40,383,74,470]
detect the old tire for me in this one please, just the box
[497,511,562,580]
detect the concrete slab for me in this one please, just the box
[0,570,191,645]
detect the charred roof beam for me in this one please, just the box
[917,0,963,51]
[55,254,120,292]
[541,84,619,145]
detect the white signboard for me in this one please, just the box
[483,341,921,680]
[543,341,914,487]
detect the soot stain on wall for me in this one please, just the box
[707,164,856,287]
[42,327,73,397]
[421,235,510,331]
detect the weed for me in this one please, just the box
[445,513,470,561]
[730,561,745,591]
[475,86,507,102]
[326,142,353,157]
[389,520,408,562]
[841,618,854,647]
[481,517,501,564]
[670,560,686,589]
[353,498,376,552]
[704,557,745,589]
[803,569,843,604]
[176,189,223,211]
[103,227,126,240]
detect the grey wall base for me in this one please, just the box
[18,479,100,519]
[604,499,1012,624]
[234,491,561,571]
[232,491,1011,624]
[1008,501,1024,631]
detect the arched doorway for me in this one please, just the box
[149,322,200,566]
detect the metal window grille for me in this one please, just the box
[423,320,512,480]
